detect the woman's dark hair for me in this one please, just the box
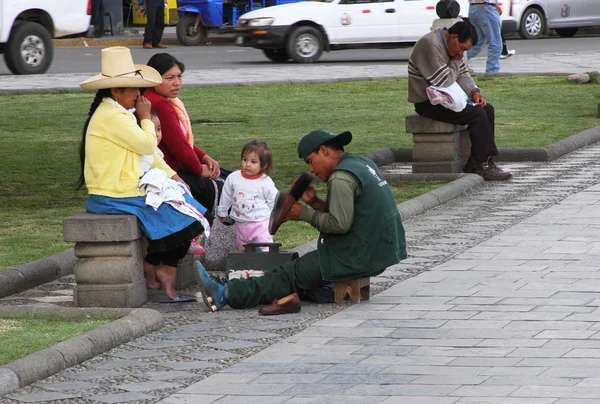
[76,88,127,190]
[448,21,478,47]
[146,53,185,76]
[241,140,274,176]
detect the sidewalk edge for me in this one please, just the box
[0,307,163,396]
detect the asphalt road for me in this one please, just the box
[1,34,599,75]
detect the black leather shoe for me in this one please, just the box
[258,293,301,315]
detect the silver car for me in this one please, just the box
[511,0,600,39]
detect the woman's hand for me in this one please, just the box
[136,96,152,121]
[201,155,221,179]
[171,174,191,194]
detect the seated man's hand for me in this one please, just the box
[201,155,221,179]
[283,202,304,222]
[218,216,225,223]
[472,91,487,108]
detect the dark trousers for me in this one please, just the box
[415,101,498,164]
[144,0,165,46]
[91,0,105,38]
[227,250,326,308]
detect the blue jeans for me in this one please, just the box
[467,4,502,73]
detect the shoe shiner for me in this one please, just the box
[195,129,407,311]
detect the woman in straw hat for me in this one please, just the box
[143,53,227,219]
[76,46,207,302]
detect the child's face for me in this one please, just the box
[151,115,162,144]
[241,151,263,177]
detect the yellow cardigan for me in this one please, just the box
[84,100,176,198]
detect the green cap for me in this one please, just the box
[297,129,352,160]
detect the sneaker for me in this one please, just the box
[187,237,206,255]
[194,260,227,311]
[500,49,516,59]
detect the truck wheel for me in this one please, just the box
[262,49,290,62]
[519,8,544,39]
[286,26,323,63]
[555,28,578,38]
[176,13,205,46]
[4,21,53,75]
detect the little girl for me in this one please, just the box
[217,140,278,251]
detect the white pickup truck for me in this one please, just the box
[0,0,91,74]
[235,0,516,63]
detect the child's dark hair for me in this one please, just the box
[133,110,158,126]
[241,140,273,176]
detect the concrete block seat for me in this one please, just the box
[63,213,196,308]
[405,114,471,174]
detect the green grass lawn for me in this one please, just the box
[0,77,598,270]
[0,317,112,366]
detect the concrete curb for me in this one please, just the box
[382,124,600,163]
[0,249,75,299]
[0,306,163,396]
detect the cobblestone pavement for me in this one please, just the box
[4,141,600,402]
[1,51,600,93]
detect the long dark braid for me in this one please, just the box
[76,89,112,190]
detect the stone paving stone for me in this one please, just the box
[511,385,600,398]
[474,339,548,348]
[343,383,460,396]
[161,361,225,370]
[32,380,99,391]
[320,373,417,385]
[481,375,581,386]
[480,367,549,376]
[243,352,303,364]
[325,337,400,346]
[450,385,520,396]
[282,383,352,395]
[295,355,368,364]
[353,346,416,356]
[507,347,572,358]
[361,355,455,366]
[203,340,265,350]
[378,398,459,404]
[222,363,332,374]
[88,392,157,403]
[297,327,396,338]
[285,395,389,404]
[107,349,172,359]
[128,340,192,349]
[61,369,127,381]
[393,338,483,347]
[115,381,180,392]
[159,394,224,403]
[184,351,242,360]
[381,365,489,376]
[215,331,280,340]
[447,358,522,367]
[179,382,295,395]
[143,371,198,380]
[6,392,82,402]
[89,359,146,369]
[409,347,514,357]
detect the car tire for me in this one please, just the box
[555,28,578,38]
[518,8,545,39]
[286,26,323,63]
[176,13,205,46]
[4,21,53,75]
[263,49,290,62]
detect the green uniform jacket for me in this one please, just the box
[318,153,407,282]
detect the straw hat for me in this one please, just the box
[80,46,162,90]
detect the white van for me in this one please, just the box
[0,0,91,74]
[235,0,517,63]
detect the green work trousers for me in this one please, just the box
[226,250,326,309]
